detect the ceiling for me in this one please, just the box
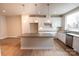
[0,3,79,15]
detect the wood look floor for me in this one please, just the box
[0,38,78,56]
[0,41,1,56]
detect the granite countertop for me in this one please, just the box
[20,33,53,38]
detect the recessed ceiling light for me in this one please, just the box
[2,10,6,13]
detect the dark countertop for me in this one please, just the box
[63,30,79,37]
[20,33,53,38]
[66,33,79,37]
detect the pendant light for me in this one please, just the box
[22,4,25,14]
[22,4,29,23]
[47,3,51,23]
[47,4,50,18]
[34,3,38,23]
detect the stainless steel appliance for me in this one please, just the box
[66,34,73,49]
[30,23,38,33]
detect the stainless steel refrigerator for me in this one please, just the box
[30,23,38,33]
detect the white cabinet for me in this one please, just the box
[73,37,79,53]
[57,32,66,44]
[62,33,66,43]
[21,38,53,49]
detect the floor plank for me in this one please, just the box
[0,38,72,56]
[0,40,2,56]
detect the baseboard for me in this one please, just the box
[6,36,20,39]
[0,35,20,39]
[0,36,7,40]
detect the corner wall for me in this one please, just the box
[0,16,7,39]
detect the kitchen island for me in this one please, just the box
[20,33,53,49]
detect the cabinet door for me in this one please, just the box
[61,33,66,44]
[73,37,79,52]
[57,32,61,40]
[57,32,66,44]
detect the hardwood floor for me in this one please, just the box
[0,38,78,56]
[0,46,1,56]
[0,40,1,56]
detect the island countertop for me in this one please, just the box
[20,33,53,38]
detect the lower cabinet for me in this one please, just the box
[73,37,79,53]
[57,32,66,44]
[57,32,79,53]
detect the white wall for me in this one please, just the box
[21,15,62,34]
[0,16,7,39]
[0,15,21,39]
[6,16,21,37]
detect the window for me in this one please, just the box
[65,11,79,32]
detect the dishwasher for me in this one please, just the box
[66,34,73,49]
